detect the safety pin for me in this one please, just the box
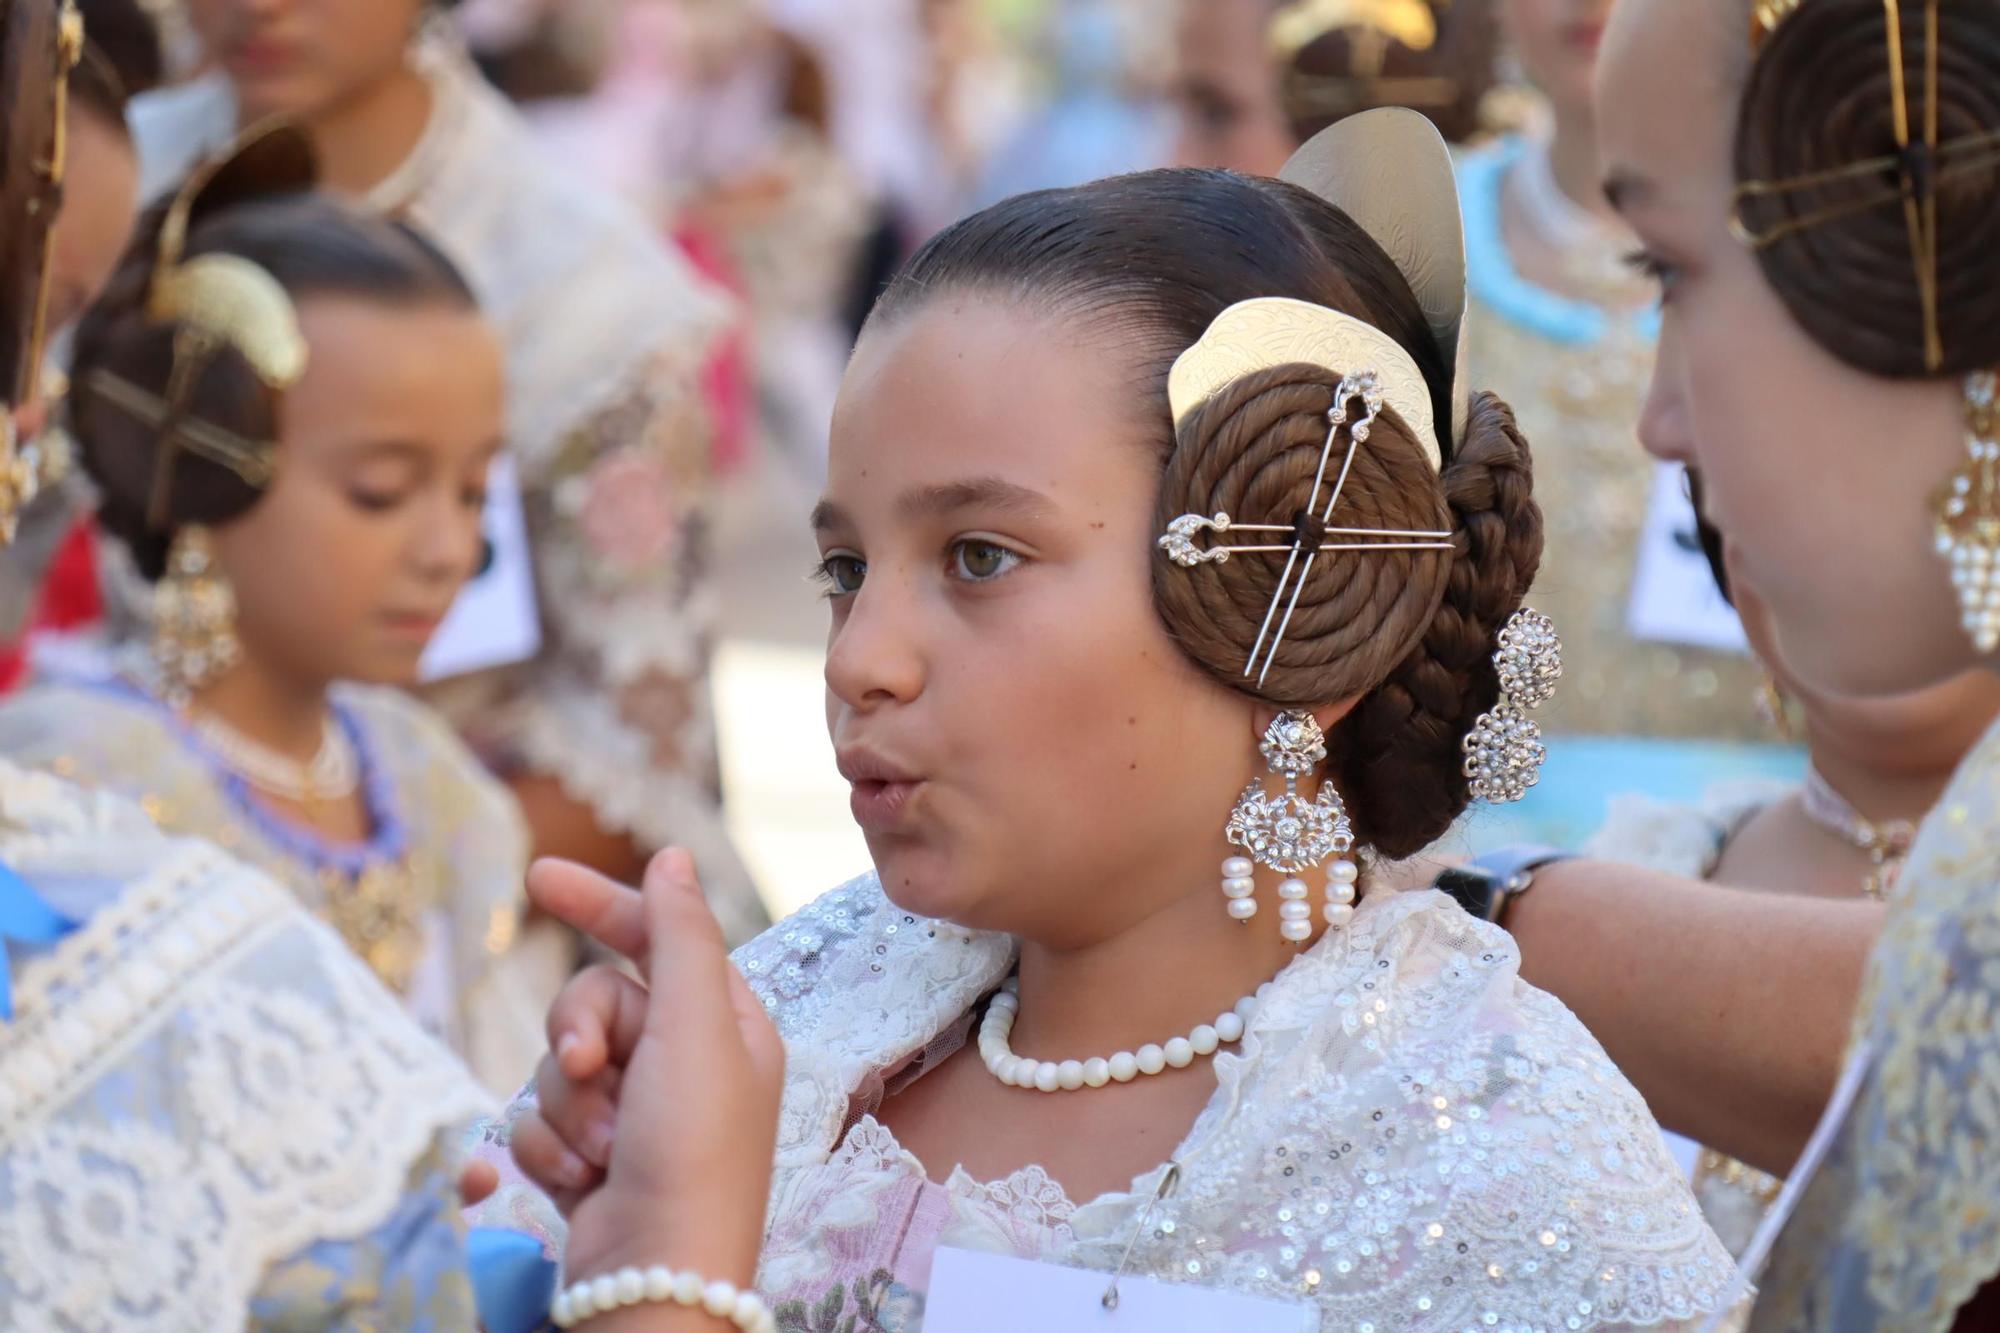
[1101,1161,1183,1312]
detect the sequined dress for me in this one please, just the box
[0,649,551,1095]
[472,876,1737,1331]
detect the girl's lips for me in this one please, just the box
[848,779,924,834]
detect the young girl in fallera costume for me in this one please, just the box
[0,125,555,1095]
[133,0,760,924]
[476,112,1738,1332]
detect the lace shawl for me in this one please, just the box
[0,762,494,1331]
[0,658,549,1095]
[473,877,1738,1330]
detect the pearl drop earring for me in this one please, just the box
[1325,851,1358,927]
[1222,712,1358,944]
[1220,855,1258,921]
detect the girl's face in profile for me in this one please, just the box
[815,295,1260,946]
[1597,0,1977,699]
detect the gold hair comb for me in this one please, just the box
[1269,0,1440,71]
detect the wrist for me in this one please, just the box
[1433,845,1575,929]
[566,1199,765,1296]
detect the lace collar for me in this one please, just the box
[746,876,1446,1200]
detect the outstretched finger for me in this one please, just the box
[526,858,647,962]
[724,959,785,1089]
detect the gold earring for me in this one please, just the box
[1752,670,1794,740]
[1936,372,2000,654]
[152,525,240,706]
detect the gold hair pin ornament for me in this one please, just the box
[78,118,313,529]
[1158,366,1454,688]
[1732,0,1999,372]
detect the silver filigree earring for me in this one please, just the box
[1222,711,1358,944]
[1462,609,1562,804]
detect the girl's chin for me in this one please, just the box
[868,844,984,926]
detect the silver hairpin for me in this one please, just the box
[1462,608,1562,804]
[1156,371,1456,687]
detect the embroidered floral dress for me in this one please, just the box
[473,877,1739,1331]
[1749,715,2000,1332]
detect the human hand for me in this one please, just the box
[521,851,784,1289]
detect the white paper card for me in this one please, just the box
[420,456,543,682]
[1625,462,1750,655]
[924,1247,1316,1333]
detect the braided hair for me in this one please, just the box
[870,169,1542,856]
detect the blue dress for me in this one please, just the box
[0,761,553,1331]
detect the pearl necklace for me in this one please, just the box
[978,976,1266,1093]
[1799,764,1917,902]
[189,710,361,804]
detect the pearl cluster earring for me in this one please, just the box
[1221,712,1359,944]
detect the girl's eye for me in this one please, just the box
[811,554,867,597]
[347,488,406,513]
[951,539,1021,583]
[1623,248,1682,295]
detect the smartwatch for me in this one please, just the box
[1434,846,1576,927]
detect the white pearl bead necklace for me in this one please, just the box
[550,1265,776,1332]
[978,975,1266,1092]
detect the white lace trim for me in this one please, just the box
[1581,780,1791,879]
[0,786,493,1332]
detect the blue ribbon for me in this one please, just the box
[468,1226,559,1333]
[0,861,80,1021]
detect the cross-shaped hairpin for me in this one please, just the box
[1157,371,1455,688]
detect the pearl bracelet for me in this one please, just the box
[549,1266,777,1332]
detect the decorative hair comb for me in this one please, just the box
[78,118,313,529]
[1155,109,1468,687]
[1268,0,1440,66]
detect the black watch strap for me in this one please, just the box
[1434,846,1575,925]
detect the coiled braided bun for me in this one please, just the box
[873,168,1543,857]
[1156,372,1539,856]
[1735,0,2000,376]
